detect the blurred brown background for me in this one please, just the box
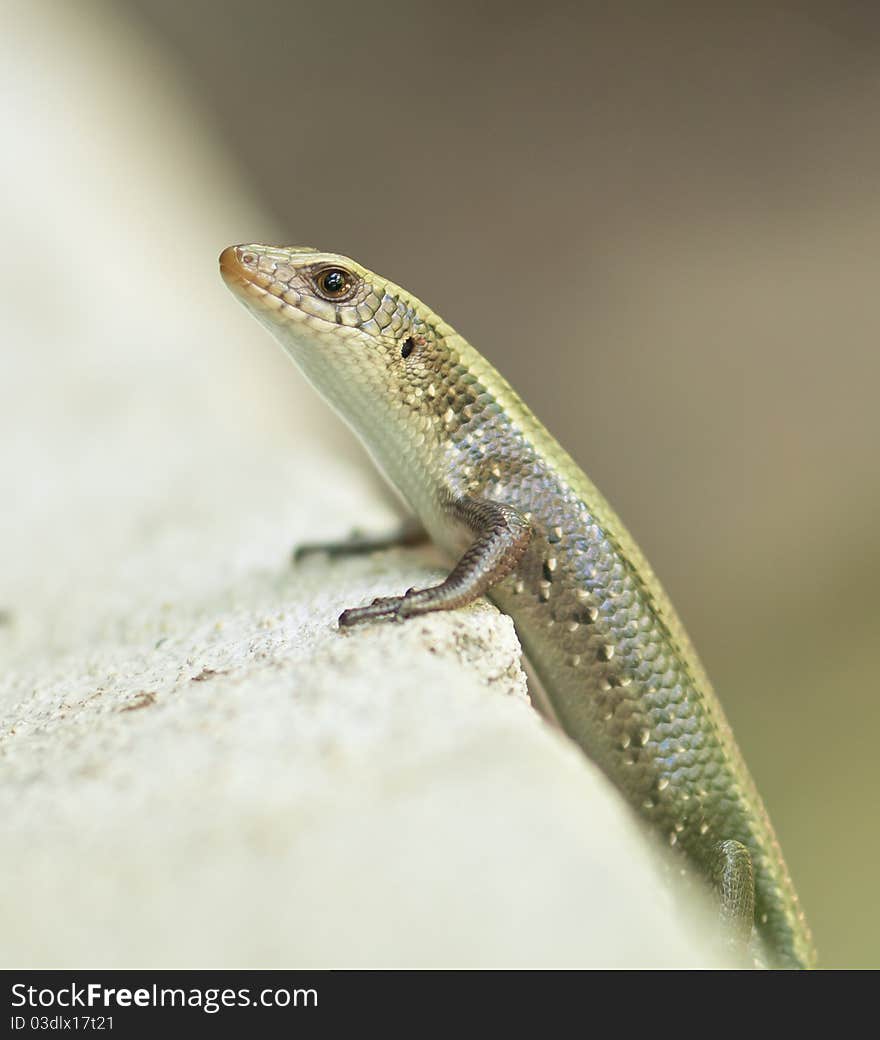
[122,2,877,967]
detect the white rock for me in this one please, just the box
[0,0,726,969]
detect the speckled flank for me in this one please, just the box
[220,244,816,969]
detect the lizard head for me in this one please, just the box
[220,244,489,505]
[219,244,436,402]
[219,243,473,460]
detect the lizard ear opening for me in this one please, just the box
[401,337,415,359]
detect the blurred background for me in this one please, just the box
[4,0,878,966]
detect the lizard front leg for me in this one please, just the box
[338,497,530,627]
[293,517,428,563]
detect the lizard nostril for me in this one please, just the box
[219,245,260,284]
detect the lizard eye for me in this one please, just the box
[315,267,353,300]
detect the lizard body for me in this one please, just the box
[220,244,815,968]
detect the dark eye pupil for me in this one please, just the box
[322,270,345,293]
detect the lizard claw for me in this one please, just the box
[338,585,431,627]
[338,596,405,627]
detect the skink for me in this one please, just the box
[220,243,815,968]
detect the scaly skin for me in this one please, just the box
[220,244,815,968]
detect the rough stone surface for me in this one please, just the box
[0,1,726,968]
